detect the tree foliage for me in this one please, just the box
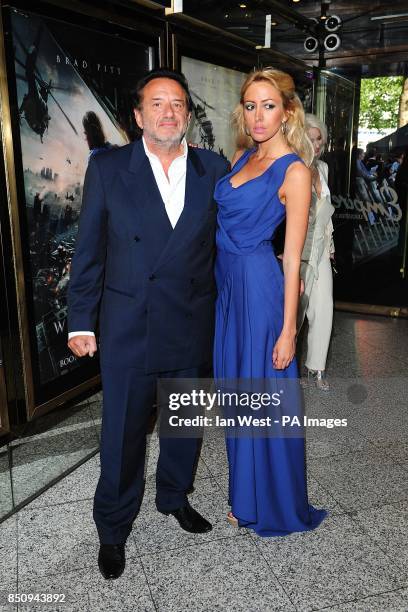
[359,76,404,130]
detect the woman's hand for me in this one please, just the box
[272,331,296,370]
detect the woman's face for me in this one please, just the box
[243,81,287,145]
[308,126,323,158]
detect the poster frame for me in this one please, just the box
[0,362,10,436]
[0,0,166,421]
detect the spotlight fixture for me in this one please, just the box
[324,33,341,51]
[271,21,278,26]
[325,14,342,31]
[319,0,329,21]
[304,36,319,53]
[239,2,247,7]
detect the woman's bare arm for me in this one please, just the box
[273,161,311,369]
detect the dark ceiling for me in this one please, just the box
[148,0,408,76]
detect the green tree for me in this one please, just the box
[359,76,404,130]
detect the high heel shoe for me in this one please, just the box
[227,511,239,527]
[305,368,330,391]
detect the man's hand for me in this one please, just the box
[68,335,97,358]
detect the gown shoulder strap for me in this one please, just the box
[231,147,255,170]
[271,154,305,191]
[281,152,304,169]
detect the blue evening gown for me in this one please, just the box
[213,148,327,537]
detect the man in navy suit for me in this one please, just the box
[67,68,229,579]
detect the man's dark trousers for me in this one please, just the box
[94,364,209,545]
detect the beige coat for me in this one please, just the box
[301,160,334,276]
[298,160,335,330]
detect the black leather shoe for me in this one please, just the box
[160,503,212,533]
[98,544,125,579]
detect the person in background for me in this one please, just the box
[297,114,335,391]
[365,148,379,173]
[389,150,404,186]
[356,148,376,182]
[82,111,116,158]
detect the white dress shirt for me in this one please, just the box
[142,136,188,228]
[68,137,188,340]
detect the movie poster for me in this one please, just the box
[10,9,154,385]
[181,56,245,161]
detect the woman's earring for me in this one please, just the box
[281,121,288,135]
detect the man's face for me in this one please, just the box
[134,77,191,146]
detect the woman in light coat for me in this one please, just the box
[298,114,334,390]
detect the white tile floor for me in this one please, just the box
[1,311,408,611]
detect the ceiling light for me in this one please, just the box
[324,33,341,51]
[239,3,247,7]
[271,21,278,26]
[304,36,319,52]
[325,15,342,31]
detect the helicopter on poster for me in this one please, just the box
[190,90,216,151]
[14,26,77,142]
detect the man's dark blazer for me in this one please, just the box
[68,139,229,373]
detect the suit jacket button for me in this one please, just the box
[149,274,156,281]
[134,235,140,242]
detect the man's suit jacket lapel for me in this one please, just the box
[119,139,173,271]
[153,146,209,271]
[119,141,209,272]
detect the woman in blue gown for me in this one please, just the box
[213,68,327,537]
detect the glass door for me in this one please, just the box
[316,69,407,310]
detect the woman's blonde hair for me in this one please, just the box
[305,113,328,158]
[232,67,314,166]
